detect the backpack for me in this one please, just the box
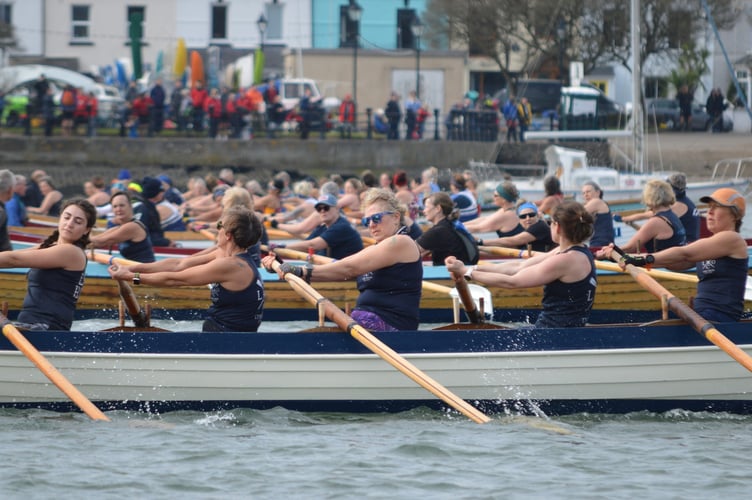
[61,89,76,107]
[453,221,480,265]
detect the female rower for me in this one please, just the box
[0,198,96,330]
[616,179,686,253]
[463,181,522,237]
[478,202,555,252]
[262,188,422,331]
[27,176,64,217]
[417,192,479,266]
[109,207,265,332]
[580,181,614,247]
[446,201,596,328]
[90,191,155,263]
[602,188,747,323]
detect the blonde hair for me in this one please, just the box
[362,188,406,224]
[222,186,253,211]
[642,180,675,209]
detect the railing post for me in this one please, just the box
[433,108,440,140]
[366,107,373,139]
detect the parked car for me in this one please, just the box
[646,97,733,132]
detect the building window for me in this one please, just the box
[266,2,283,40]
[72,5,90,42]
[0,3,11,24]
[127,6,146,42]
[212,3,227,40]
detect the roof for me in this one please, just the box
[0,64,97,93]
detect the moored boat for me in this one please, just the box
[1,321,752,415]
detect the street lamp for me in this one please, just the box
[556,17,566,86]
[348,1,363,111]
[257,13,268,52]
[411,15,424,100]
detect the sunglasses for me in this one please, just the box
[316,205,331,213]
[216,220,224,230]
[362,211,395,226]
[518,212,537,219]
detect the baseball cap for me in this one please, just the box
[314,194,338,209]
[700,188,746,218]
[157,174,173,186]
[117,169,132,181]
[666,173,687,191]
[141,176,165,199]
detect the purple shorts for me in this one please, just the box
[350,310,398,332]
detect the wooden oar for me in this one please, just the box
[0,312,109,421]
[450,271,482,324]
[269,259,491,424]
[479,245,701,284]
[90,253,149,327]
[261,245,494,317]
[619,261,752,373]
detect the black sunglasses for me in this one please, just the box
[518,212,537,219]
[216,220,224,230]
[316,205,331,213]
[362,211,395,226]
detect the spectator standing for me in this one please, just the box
[41,87,56,137]
[676,84,693,131]
[385,92,402,140]
[190,80,208,133]
[33,74,49,116]
[150,78,166,135]
[204,88,222,139]
[516,97,532,142]
[339,93,356,139]
[266,95,286,138]
[169,81,184,131]
[404,90,421,140]
[59,85,77,136]
[706,87,726,133]
[502,96,519,142]
[86,91,98,137]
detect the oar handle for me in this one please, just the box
[450,271,482,324]
[0,313,109,421]
[269,260,491,424]
[116,280,149,328]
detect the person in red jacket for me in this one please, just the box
[130,92,153,137]
[203,88,222,138]
[339,93,356,139]
[73,89,89,135]
[190,80,208,133]
[86,91,98,137]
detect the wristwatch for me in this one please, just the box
[133,272,141,285]
[646,254,655,265]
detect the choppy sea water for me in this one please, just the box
[1,406,751,498]
[0,320,749,498]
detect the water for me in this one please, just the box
[1,406,750,498]
[0,318,750,497]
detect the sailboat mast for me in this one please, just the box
[631,0,643,173]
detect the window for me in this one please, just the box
[71,5,90,42]
[0,3,11,24]
[127,6,146,42]
[212,3,227,40]
[266,2,283,40]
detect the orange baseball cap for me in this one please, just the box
[700,188,746,218]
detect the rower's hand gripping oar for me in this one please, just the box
[267,257,491,424]
[610,245,752,373]
[90,252,149,328]
[0,312,109,421]
[261,245,494,319]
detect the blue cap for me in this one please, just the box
[517,202,538,216]
[157,174,173,186]
[315,194,338,208]
[117,169,132,180]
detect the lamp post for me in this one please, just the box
[556,17,566,86]
[257,13,268,52]
[348,1,363,111]
[411,15,424,100]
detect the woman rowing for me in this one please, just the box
[0,198,96,330]
[109,207,265,332]
[446,201,596,328]
[417,192,479,266]
[616,179,686,253]
[580,181,614,247]
[478,202,555,252]
[463,181,522,237]
[262,188,422,331]
[600,188,747,323]
[90,191,155,263]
